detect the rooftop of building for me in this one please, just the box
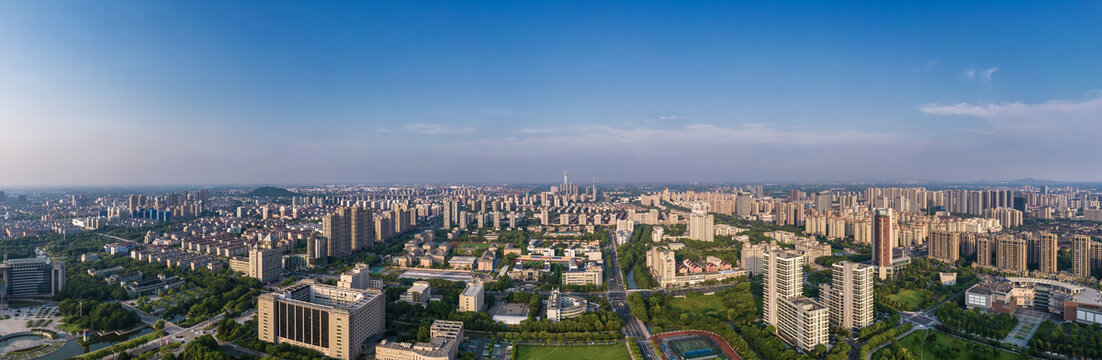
[263,279,382,311]
[461,282,483,297]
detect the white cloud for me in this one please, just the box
[918,92,1102,138]
[980,67,998,81]
[913,60,937,74]
[963,67,998,81]
[402,123,475,135]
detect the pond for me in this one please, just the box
[30,327,153,360]
[0,334,49,354]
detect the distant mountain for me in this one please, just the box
[246,186,298,197]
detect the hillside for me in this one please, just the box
[246,186,298,197]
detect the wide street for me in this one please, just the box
[605,230,660,360]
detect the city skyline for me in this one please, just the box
[2,2,1101,186]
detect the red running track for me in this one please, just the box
[651,330,742,360]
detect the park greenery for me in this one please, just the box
[874,258,976,311]
[58,299,140,332]
[1028,320,1102,359]
[934,305,1018,339]
[859,323,914,359]
[617,225,658,289]
[874,329,1023,360]
[858,313,901,340]
[66,255,262,326]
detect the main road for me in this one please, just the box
[605,230,661,360]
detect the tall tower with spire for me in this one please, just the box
[563,170,568,187]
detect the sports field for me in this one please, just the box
[653,331,740,360]
[516,344,632,360]
[668,336,727,359]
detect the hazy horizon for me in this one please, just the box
[2,2,1101,186]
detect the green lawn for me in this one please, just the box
[874,330,1019,360]
[516,344,632,360]
[888,289,928,310]
[668,292,726,315]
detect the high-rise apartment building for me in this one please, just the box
[763,249,803,326]
[741,243,768,276]
[821,261,874,329]
[646,246,677,286]
[736,192,752,217]
[258,280,385,360]
[323,207,373,258]
[1039,232,1058,274]
[323,208,350,258]
[688,211,714,242]
[764,249,827,352]
[815,191,832,212]
[350,207,373,251]
[976,234,994,267]
[872,209,893,267]
[248,247,283,283]
[777,297,829,352]
[995,235,1027,273]
[929,231,960,263]
[1074,235,1092,279]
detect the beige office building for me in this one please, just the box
[561,267,603,286]
[401,281,433,306]
[1074,235,1092,279]
[258,280,385,360]
[338,263,383,290]
[821,261,874,329]
[1039,232,1058,274]
[458,282,484,312]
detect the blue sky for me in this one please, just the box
[1,1,1100,185]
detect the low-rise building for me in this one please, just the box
[458,282,484,312]
[545,289,588,322]
[375,320,463,360]
[965,276,1102,325]
[400,281,433,306]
